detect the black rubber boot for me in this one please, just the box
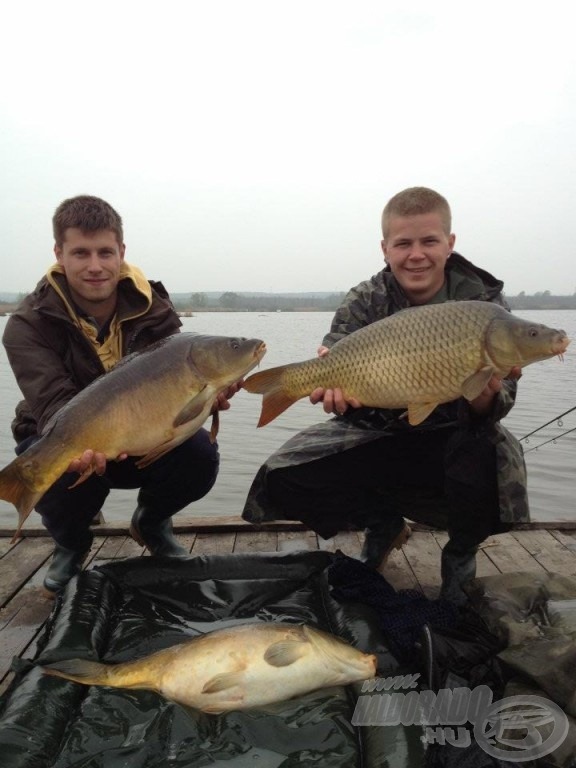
[440,541,478,606]
[360,517,411,569]
[43,544,90,598]
[129,506,190,558]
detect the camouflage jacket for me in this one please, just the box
[243,252,529,527]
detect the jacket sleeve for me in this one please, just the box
[2,314,85,436]
[322,279,380,347]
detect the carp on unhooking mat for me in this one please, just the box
[244,300,569,427]
[0,333,266,540]
[41,622,377,714]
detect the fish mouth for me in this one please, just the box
[554,334,570,358]
[254,342,267,362]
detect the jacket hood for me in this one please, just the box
[382,251,505,305]
[45,261,153,324]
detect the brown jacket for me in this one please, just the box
[3,262,182,441]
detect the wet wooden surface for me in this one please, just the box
[1,520,576,695]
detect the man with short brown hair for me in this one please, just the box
[3,195,239,596]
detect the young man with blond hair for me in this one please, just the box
[243,187,527,606]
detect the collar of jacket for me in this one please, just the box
[44,261,153,327]
[381,251,505,307]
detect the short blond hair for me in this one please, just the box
[381,187,452,239]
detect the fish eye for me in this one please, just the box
[231,340,240,350]
[529,328,539,337]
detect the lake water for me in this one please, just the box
[0,310,575,527]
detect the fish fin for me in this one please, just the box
[406,402,440,426]
[461,367,495,401]
[257,391,299,428]
[0,464,43,543]
[173,388,209,427]
[202,699,243,714]
[135,441,181,469]
[264,640,308,667]
[209,411,219,442]
[202,671,245,694]
[243,367,298,427]
[67,465,95,489]
[42,659,109,685]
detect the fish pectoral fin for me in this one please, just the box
[209,411,219,443]
[461,367,495,401]
[202,698,244,714]
[406,402,440,426]
[135,439,182,469]
[67,465,95,489]
[202,671,245,694]
[173,388,210,427]
[264,640,308,667]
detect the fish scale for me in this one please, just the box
[244,300,569,428]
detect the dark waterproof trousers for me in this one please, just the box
[264,427,505,553]
[16,428,219,552]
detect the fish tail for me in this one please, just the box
[0,463,42,543]
[42,659,111,686]
[243,367,299,427]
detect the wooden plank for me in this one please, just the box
[0,539,17,558]
[90,535,132,565]
[0,539,55,608]
[277,530,318,553]
[511,529,576,576]
[191,532,236,555]
[481,532,548,574]
[0,516,310,538]
[0,584,54,688]
[549,529,576,553]
[175,534,197,554]
[403,532,442,599]
[381,547,421,592]
[434,531,501,578]
[12,516,576,540]
[233,531,278,554]
[317,531,363,559]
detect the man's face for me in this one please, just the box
[382,212,455,305]
[54,228,125,311]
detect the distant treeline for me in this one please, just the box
[1,291,576,315]
[176,291,576,312]
[171,292,348,312]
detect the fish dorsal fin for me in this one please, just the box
[264,640,308,667]
[201,671,245,694]
[461,367,495,401]
[173,387,209,427]
[407,402,439,426]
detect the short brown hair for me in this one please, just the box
[381,187,452,239]
[52,195,124,247]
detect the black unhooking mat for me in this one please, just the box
[0,551,426,768]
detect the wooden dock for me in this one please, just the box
[2,517,576,696]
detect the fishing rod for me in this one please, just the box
[519,405,576,442]
[523,425,576,454]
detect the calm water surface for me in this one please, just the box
[0,310,574,527]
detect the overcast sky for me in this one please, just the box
[2,0,575,297]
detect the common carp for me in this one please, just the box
[41,622,377,714]
[244,300,569,427]
[0,333,266,540]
